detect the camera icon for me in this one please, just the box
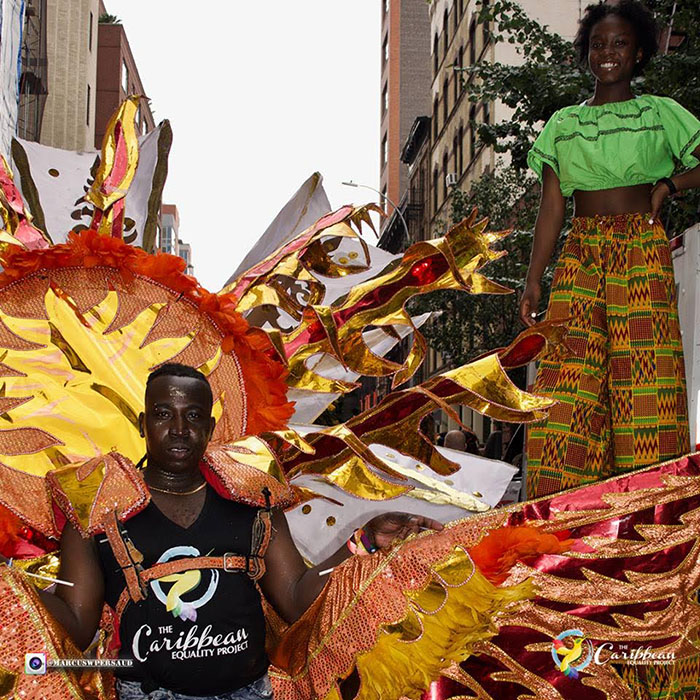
[24,653,47,675]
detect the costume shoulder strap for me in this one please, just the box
[46,453,150,538]
[202,440,298,509]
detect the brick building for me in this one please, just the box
[94,1,155,149]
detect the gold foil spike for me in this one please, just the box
[280,208,514,391]
[267,429,316,455]
[87,96,140,212]
[282,351,555,497]
[0,155,49,250]
[85,96,142,239]
[323,455,412,501]
[51,458,107,532]
[348,203,384,237]
[385,458,489,512]
[219,436,287,485]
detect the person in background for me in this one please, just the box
[461,428,481,455]
[420,415,437,445]
[444,430,467,451]
[483,423,504,461]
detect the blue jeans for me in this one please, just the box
[116,674,273,700]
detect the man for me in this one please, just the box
[444,429,467,452]
[36,364,440,700]
[444,429,480,455]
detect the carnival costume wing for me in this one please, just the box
[269,454,700,700]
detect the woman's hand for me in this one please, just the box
[649,179,674,224]
[364,513,443,550]
[519,281,542,327]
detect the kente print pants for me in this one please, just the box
[526,213,690,498]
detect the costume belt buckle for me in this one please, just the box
[223,552,239,572]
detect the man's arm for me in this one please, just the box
[259,509,442,624]
[36,523,105,650]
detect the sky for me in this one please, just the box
[110,1,381,291]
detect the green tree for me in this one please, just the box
[98,13,121,24]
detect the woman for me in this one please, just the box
[520,0,700,498]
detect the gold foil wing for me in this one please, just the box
[228,206,514,393]
[280,352,554,504]
[418,453,700,700]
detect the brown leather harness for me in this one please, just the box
[101,487,273,622]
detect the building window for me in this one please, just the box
[482,0,490,47]
[384,0,389,13]
[458,124,464,174]
[383,37,389,63]
[483,101,491,125]
[382,84,388,114]
[433,167,439,213]
[433,97,439,139]
[469,18,476,65]
[469,104,477,162]
[86,84,90,125]
[453,4,459,34]
[121,60,129,94]
[433,33,439,75]
[453,132,459,176]
[442,152,449,200]
[161,225,174,252]
[443,9,449,58]
[460,0,465,17]
[443,78,449,122]
[458,47,464,92]
[382,135,388,166]
[89,12,93,51]
[454,49,462,103]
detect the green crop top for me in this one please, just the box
[527,95,700,197]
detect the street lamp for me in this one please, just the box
[341,180,410,243]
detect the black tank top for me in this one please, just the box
[97,486,268,695]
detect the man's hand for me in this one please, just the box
[364,512,444,550]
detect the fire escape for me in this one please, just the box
[16,0,48,142]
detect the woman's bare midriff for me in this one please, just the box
[573,183,653,217]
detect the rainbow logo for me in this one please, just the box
[551,629,594,679]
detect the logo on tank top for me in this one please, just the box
[151,545,219,622]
